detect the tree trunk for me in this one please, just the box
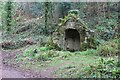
[6,2,12,32]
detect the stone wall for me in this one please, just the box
[52,19,95,51]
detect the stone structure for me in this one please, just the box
[52,10,96,51]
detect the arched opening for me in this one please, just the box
[65,29,80,52]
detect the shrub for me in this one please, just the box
[45,37,61,50]
[20,46,52,60]
[38,47,50,51]
[97,39,118,57]
[81,58,120,78]
[75,49,97,55]
[18,46,74,62]
[81,49,97,55]
[35,50,60,61]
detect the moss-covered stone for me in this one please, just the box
[51,10,96,51]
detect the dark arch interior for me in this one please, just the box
[65,29,80,52]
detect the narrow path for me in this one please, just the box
[0,29,68,78]
[1,48,71,78]
[1,49,29,78]
[2,67,26,78]
[0,51,2,79]
[0,31,2,79]
[0,30,27,78]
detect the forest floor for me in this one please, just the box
[1,47,68,78]
[2,47,45,78]
[0,29,99,78]
[1,30,117,78]
[1,46,100,78]
[0,31,27,78]
[2,48,28,78]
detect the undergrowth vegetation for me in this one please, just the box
[97,39,118,57]
[16,45,100,63]
[16,38,119,63]
[81,58,120,78]
[14,38,119,78]
[75,49,97,55]
[16,45,73,62]
[1,2,119,78]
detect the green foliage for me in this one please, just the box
[75,49,97,55]
[22,48,33,57]
[17,45,99,63]
[16,46,51,61]
[1,2,16,33]
[55,64,79,78]
[58,13,78,26]
[45,37,61,50]
[35,50,60,61]
[45,37,56,50]
[68,9,79,16]
[16,45,79,62]
[81,49,97,55]
[97,39,118,56]
[39,46,51,51]
[35,50,72,61]
[94,38,105,45]
[81,58,120,78]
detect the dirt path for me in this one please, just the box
[0,31,2,79]
[1,48,59,78]
[0,51,2,79]
[1,48,32,78]
[2,67,26,78]
[1,50,68,78]
[1,42,26,78]
[0,31,56,78]
[0,29,28,78]
[0,29,64,78]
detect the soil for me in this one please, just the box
[2,48,34,78]
[0,27,66,78]
[0,30,59,78]
[0,51,2,79]
[1,47,62,78]
[0,31,30,78]
[2,67,26,78]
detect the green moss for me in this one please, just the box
[68,9,80,16]
[80,42,88,51]
[58,13,78,26]
[45,37,55,49]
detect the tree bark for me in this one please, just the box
[6,2,12,32]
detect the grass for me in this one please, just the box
[14,45,103,78]
[53,55,99,78]
[16,54,100,78]
[4,43,118,78]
